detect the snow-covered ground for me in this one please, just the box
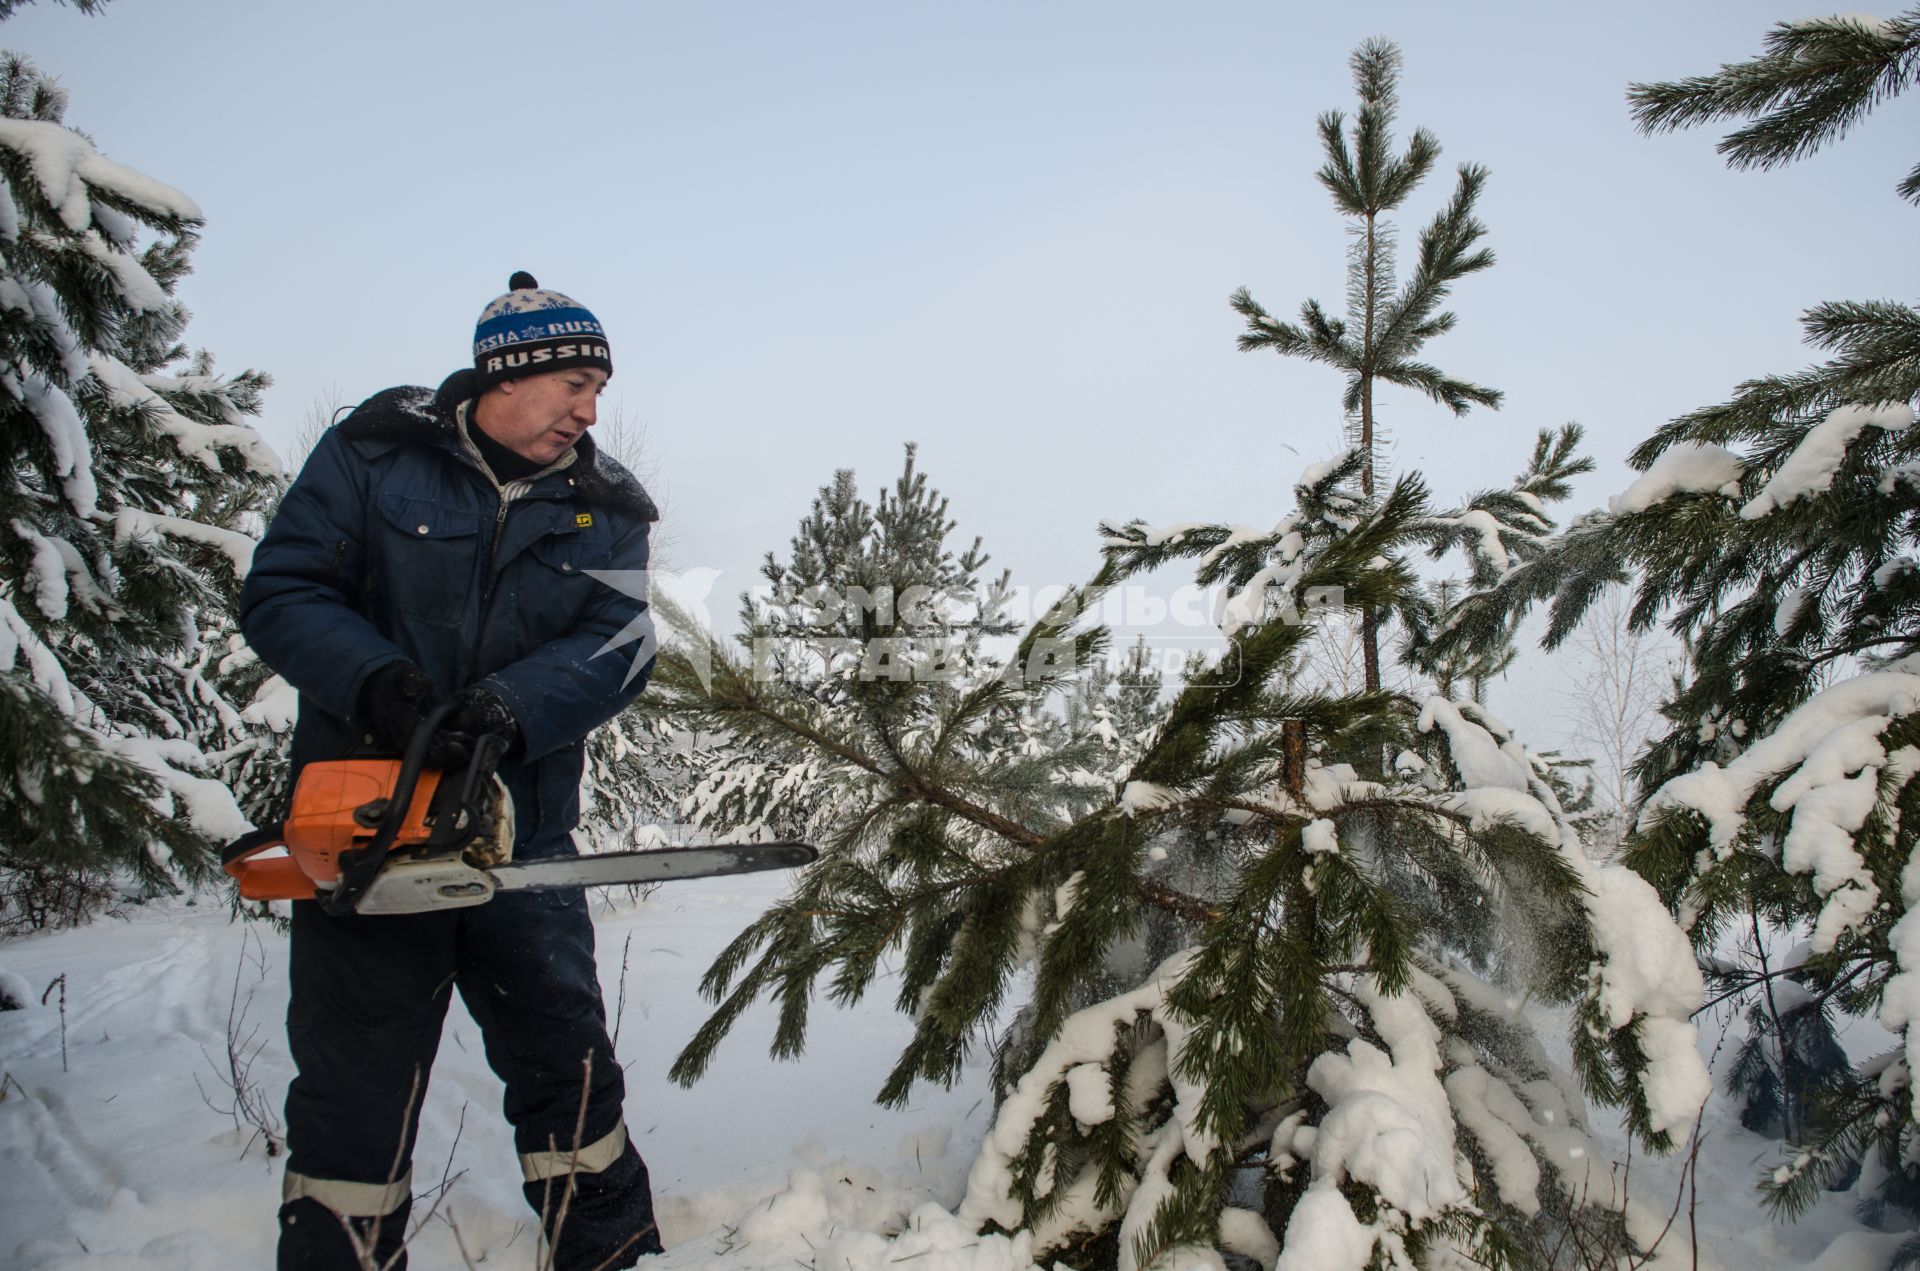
[0,876,1898,1270]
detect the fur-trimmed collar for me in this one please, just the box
[336,370,659,522]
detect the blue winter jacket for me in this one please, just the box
[239,369,658,858]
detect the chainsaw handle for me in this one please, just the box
[425,729,510,849]
[325,698,460,915]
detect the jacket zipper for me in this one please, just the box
[453,403,576,616]
[481,482,522,606]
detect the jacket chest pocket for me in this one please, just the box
[376,493,483,628]
[519,532,611,639]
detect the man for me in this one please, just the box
[240,273,663,1269]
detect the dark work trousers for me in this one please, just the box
[276,887,663,1269]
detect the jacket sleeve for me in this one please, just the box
[481,513,656,761]
[239,429,409,721]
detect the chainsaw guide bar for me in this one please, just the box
[488,842,819,891]
[343,841,819,915]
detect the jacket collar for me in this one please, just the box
[335,369,658,521]
[453,398,578,486]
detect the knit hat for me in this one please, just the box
[471,271,612,391]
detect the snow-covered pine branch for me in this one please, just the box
[0,53,281,927]
[1630,662,1920,1214]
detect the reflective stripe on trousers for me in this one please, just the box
[282,1116,626,1216]
[520,1118,628,1182]
[283,1167,413,1218]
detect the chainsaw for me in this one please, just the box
[223,700,814,916]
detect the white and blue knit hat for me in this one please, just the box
[471,271,612,391]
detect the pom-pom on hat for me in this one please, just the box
[471,271,612,391]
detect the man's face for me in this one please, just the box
[476,367,609,465]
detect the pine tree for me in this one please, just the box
[1231,38,1501,693]
[656,444,1024,843]
[651,431,1706,1269]
[1434,11,1920,1232]
[0,53,279,927]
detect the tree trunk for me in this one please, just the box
[1360,213,1381,694]
[1282,718,1308,800]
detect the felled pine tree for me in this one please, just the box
[652,434,1708,1269]
[1230,38,1500,693]
[0,53,280,926]
[1432,8,1920,1225]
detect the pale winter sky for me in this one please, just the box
[7,0,1917,741]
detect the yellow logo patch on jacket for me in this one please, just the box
[574,513,593,528]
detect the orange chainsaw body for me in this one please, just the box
[225,759,444,901]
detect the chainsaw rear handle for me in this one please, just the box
[324,697,460,915]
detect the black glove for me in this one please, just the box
[425,684,520,771]
[358,660,436,755]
